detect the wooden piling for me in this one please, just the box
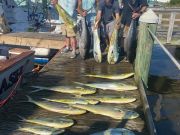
[134,9,158,87]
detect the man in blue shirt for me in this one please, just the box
[94,0,121,52]
[51,0,78,59]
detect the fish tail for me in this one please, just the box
[26,95,34,103]
[41,98,52,102]
[73,82,85,86]
[16,115,26,121]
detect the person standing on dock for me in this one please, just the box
[94,0,121,53]
[51,0,78,59]
[77,0,98,32]
[119,0,148,62]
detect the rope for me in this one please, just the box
[0,75,23,107]
[148,28,180,70]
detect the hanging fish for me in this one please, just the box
[124,19,137,63]
[93,28,102,63]
[55,4,76,28]
[107,29,119,64]
[77,16,91,59]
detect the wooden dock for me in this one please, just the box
[0,52,151,135]
[0,32,66,49]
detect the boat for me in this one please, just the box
[0,47,34,106]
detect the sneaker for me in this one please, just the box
[70,51,76,59]
[61,47,69,53]
[121,56,129,62]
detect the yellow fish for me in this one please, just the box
[84,72,134,80]
[18,124,65,135]
[25,96,86,115]
[18,115,74,129]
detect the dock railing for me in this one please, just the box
[152,8,180,44]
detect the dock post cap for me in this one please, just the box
[139,9,158,24]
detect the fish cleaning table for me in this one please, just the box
[0,52,150,135]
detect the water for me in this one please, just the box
[148,45,180,135]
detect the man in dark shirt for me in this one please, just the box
[94,0,121,50]
[120,0,148,61]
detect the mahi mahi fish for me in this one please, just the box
[74,82,137,91]
[78,16,90,59]
[30,85,96,95]
[18,124,65,135]
[72,104,139,119]
[93,28,102,63]
[107,29,119,64]
[84,72,134,80]
[18,115,74,129]
[55,4,76,28]
[25,96,86,115]
[82,95,136,104]
[42,97,99,105]
[91,128,135,135]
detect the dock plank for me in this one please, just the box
[0,52,148,135]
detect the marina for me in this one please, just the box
[0,0,179,135]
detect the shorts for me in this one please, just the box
[61,24,76,37]
[101,21,115,38]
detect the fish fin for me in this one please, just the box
[62,114,70,118]
[74,95,82,98]
[26,95,34,103]
[52,129,65,135]
[73,82,85,86]
[29,89,44,93]
[16,115,26,122]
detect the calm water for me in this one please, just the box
[148,45,180,135]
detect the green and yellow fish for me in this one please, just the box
[74,82,137,91]
[72,104,139,120]
[25,96,86,115]
[42,97,99,105]
[18,124,65,135]
[30,85,96,95]
[82,95,136,104]
[107,29,119,64]
[18,115,74,129]
[55,4,76,28]
[84,72,134,80]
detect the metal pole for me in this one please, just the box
[148,28,180,70]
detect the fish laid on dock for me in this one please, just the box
[30,85,96,95]
[93,28,102,63]
[25,96,86,115]
[107,29,119,64]
[72,104,139,119]
[82,95,136,104]
[74,82,137,91]
[17,115,74,129]
[91,128,135,135]
[42,98,99,105]
[18,124,65,135]
[84,72,134,80]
